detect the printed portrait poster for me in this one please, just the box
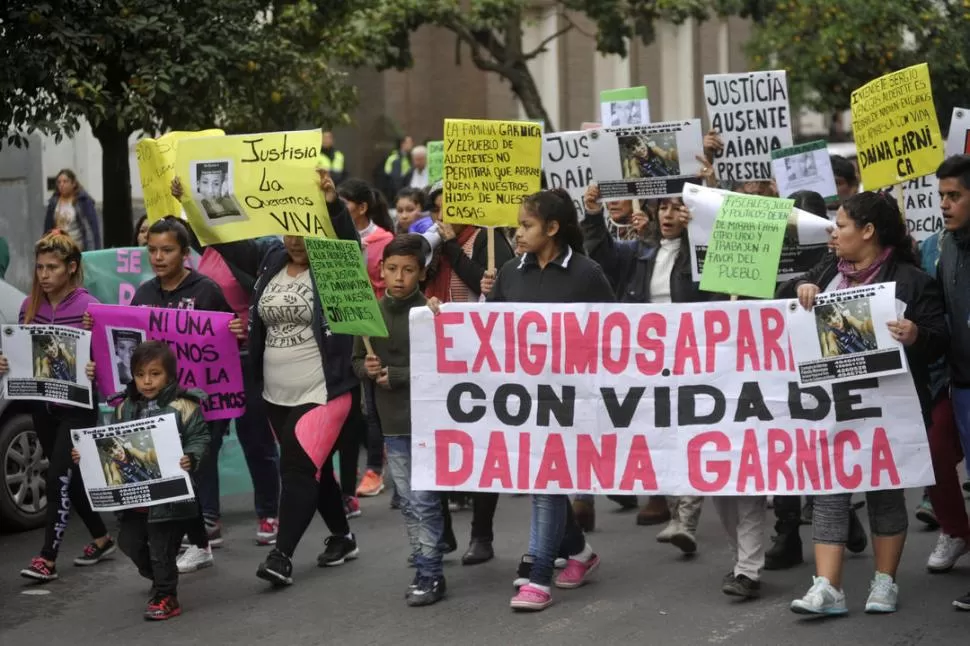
[851,63,944,190]
[408,302,933,496]
[542,130,592,218]
[683,183,832,284]
[787,283,906,385]
[704,70,794,182]
[770,140,838,203]
[946,107,970,157]
[588,120,705,201]
[88,304,244,421]
[600,87,650,128]
[1,325,94,408]
[73,414,195,512]
[176,129,337,245]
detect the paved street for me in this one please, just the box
[1,489,967,645]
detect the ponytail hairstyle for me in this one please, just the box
[394,187,426,210]
[841,191,916,265]
[520,188,586,256]
[338,178,394,233]
[25,230,84,323]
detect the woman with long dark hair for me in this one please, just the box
[44,169,101,251]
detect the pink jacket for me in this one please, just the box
[362,226,394,299]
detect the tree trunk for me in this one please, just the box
[506,62,554,132]
[92,125,133,248]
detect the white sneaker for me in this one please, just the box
[864,572,898,613]
[177,545,214,573]
[926,534,967,572]
[790,576,848,615]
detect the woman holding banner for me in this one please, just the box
[477,188,613,611]
[785,191,947,616]
[1,231,116,582]
[251,172,364,587]
[582,183,708,553]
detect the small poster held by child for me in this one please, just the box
[0,324,93,408]
[73,413,195,512]
[786,283,907,385]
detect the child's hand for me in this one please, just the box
[85,361,96,382]
[376,368,390,389]
[0,353,8,375]
[480,271,496,297]
[427,297,442,316]
[71,447,81,464]
[364,354,382,378]
[179,455,193,471]
[171,177,184,200]
[319,170,338,203]
[228,317,246,340]
[82,311,94,330]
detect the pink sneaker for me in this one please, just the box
[510,584,553,611]
[554,554,600,589]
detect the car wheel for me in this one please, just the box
[0,414,47,531]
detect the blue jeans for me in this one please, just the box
[529,494,569,586]
[385,436,444,577]
[952,387,970,476]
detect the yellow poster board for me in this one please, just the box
[442,119,542,227]
[174,129,335,245]
[137,129,224,223]
[850,63,944,191]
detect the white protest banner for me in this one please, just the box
[73,413,195,512]
[946,107,970,157]
[787,284,906,385]
[1,325,93,408]
[410,303,932,496]
[600,87,650,127]
[770,140,838,203]
[682,183,832,284]
[542,131,591,218]
[588,120,704,201]
[899,175,941,243]
[704,70,794,182]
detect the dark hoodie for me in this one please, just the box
[937,228,970,387]
[130,268,232,314]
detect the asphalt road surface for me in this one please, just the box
[1,489,967,645]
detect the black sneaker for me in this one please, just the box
[74,538,117,566]
[404,571,421,598]
[256,549,293,586]
[513,555,534,588]
[722,574,761,598]
[406,575,446,607]
[20,557,58,582]
[954,590,970,611]
[317,534,359,567]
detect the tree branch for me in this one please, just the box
[444,19,506,74]
[522,21,573,61]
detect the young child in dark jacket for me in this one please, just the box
[73,341,210,621]
[352,234,446,607]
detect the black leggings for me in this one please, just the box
[267,400,350,558]
[336,387,364,497]
[362,380,384,473]
[33,405,108,561]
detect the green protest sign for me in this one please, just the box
[82,247,200,305]
[427,140,444,185]
[304,238,389,337]
[699,194,795,299]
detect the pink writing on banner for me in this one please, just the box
[88,304,244,421]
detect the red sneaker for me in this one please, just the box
[344,496,362,519]
[144,594,182,621]
[256,518,278,546]
[20,556,58,582]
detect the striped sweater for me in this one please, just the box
[18,287,100,328]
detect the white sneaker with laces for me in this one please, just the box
[864,572,898,613]
[177,545,214,573]
[926,534,967,572]
[790,576,848,615]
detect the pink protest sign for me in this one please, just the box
[88,304,244,420]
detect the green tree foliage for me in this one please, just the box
[743,0,970,131]
[0,1,362,246]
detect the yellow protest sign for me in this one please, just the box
[851,63,944,191]
[442,119,542,227]
[137,130,224,223]
[175,129,335,245]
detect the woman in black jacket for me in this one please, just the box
[250,173,363,587]
[786,191,947,616]
[582,183,706,552]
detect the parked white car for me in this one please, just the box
[0,278,46,531]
